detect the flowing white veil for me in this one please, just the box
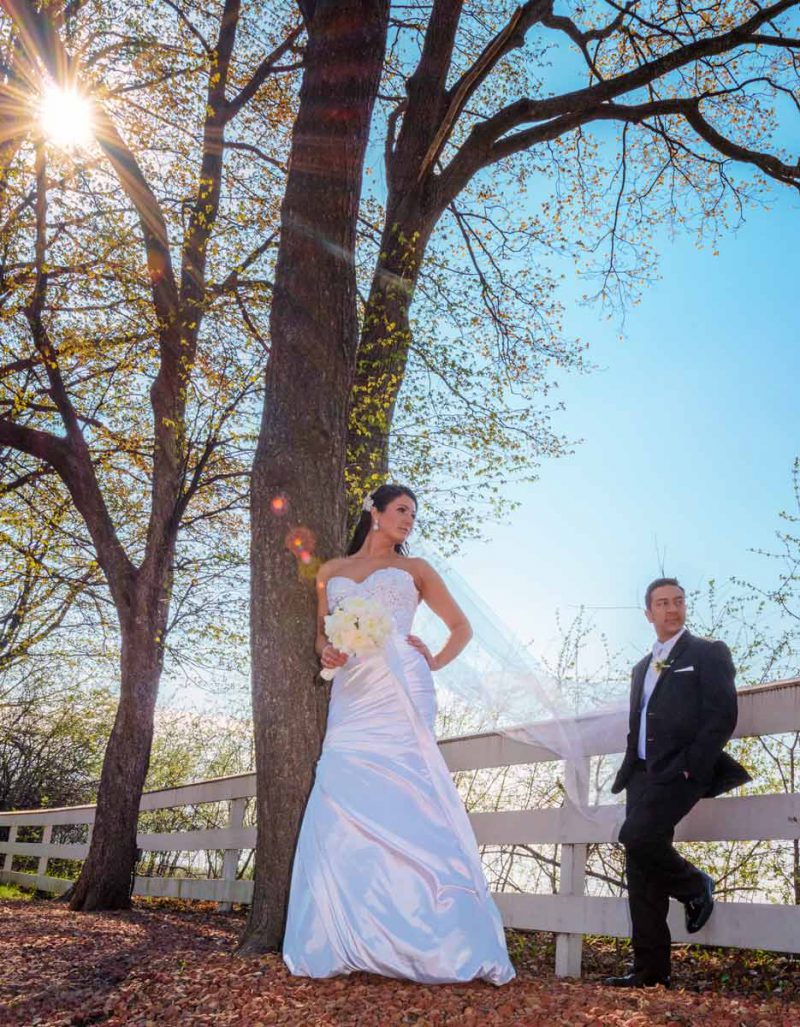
[413,546,629,817]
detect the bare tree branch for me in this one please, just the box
[416,0,549,184]
[439,0,800,206]
[160,0,213,56]
[225,23,303,121]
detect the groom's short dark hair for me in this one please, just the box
[645,577,684,609]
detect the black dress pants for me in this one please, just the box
[619,762,707,976]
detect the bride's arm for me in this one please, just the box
[410,560,472,671]
[314,568,331,657]
[315,564,348,669]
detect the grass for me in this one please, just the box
[0,883,33,901]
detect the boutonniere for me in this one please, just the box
[654,658,671,673]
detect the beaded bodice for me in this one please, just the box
[326,567,419,635]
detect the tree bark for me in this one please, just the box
[346,196,437,502]
[68,563,173,909]
[342,3,464,498]
[242,0,388,953]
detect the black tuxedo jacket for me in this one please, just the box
[611,630,750,798]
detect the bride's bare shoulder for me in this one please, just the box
[405,556,437,572]
[317,557,349,583]
[402,556,437,586]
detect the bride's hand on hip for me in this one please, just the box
[320,643,348,670]
[406,634,437,670]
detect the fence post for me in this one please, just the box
[3,825,17,874]
[554,757,590,978]
[218,797,246,912]
[37,825,52,884]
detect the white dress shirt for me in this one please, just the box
[637,627,686,759]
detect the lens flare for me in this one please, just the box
[297,554,321,581]
[39,84,94,149]
[284,525,316,558]
[270,495,288,515]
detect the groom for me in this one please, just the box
[604,577,750,989]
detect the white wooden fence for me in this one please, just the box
[2,678,799,977]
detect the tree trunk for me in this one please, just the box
[68,574,169,910]
[241,0,388,953]
[346,199,435,503]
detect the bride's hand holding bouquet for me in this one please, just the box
[319,595,394,680]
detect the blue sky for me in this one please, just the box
[348,19,800,681]
[165,25,799,713]
[448,186,799,672]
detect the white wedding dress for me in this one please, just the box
[282,567,515,985]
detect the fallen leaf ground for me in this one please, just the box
[1,899,798,1026]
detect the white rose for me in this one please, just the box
[360,614,382,638]
[336,627,360,653]
[350,629,374,652]
[325,610,348,639]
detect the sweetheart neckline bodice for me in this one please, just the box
[326,566,419,634]
[326,566,418,592]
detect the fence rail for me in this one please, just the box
[2,677,799,976]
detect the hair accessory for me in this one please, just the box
[362,494,374,513]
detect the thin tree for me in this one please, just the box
[0,0,298,909]
[347,0,800,503]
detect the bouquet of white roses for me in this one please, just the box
[320,595,393,680]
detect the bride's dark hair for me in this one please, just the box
[347,483,418,556]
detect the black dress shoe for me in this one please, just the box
[685,871,715,933]
[602,971,671,989]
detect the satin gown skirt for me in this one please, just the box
[282,634,515,985]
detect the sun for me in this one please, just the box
[39,84,94,149]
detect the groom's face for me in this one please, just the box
[646,585,686,641]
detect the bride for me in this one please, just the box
[282,484,515,985]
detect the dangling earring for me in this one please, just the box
[372,519,380,532]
